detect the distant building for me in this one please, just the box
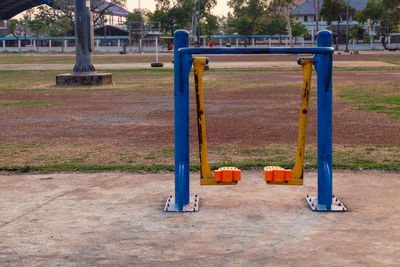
[96,2,129,26]
[291,0,369,39]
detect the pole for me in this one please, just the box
[73,0,95,73]
[315,30,333,210]
[155,35,158,63]
[314,0,320,43]
[194,0,197,45]
[345,0,349,52]
[174,30,190,211]
[197,0,200,47]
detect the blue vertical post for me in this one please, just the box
[315,30,333,210]
[174,30,191,211]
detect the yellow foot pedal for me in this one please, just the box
[264,166,302,185]
[214,167,241,182]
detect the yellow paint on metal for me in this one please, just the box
[265,179,304,185]
[200,179,238,185]
[292,58,313,180]
[193,57,214,180]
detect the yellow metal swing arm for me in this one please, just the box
[193,58,238,185]
[265,58,313,185]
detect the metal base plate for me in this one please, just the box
[164,195,199,212]
[305,195,347,212]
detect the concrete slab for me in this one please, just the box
[0,170,399,266]
[56,73,112,86]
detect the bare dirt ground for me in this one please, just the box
[0,60,396,71]
[0,69,399,166]
[0,170,399,266]
[0,71,399,146]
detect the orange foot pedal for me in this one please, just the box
[264,166,297,185]
[214,167,241,183]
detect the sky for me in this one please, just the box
[126,0,231,16]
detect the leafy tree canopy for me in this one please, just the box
[7,19,24,39]
[320,0,355,25]
[356,0,400,48]
[227,0,269,37]
[291,20,309,37]
[148,0,216,37]
[201,14,220,37]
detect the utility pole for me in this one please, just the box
[138,0,140,9]
[193,0,197,45]
[197,0,200,47]
[313,0,320,38]
[345,0,349,52]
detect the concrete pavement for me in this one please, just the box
[1,170,399,266]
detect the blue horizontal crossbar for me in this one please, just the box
[178,47,334,55]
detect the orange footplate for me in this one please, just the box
[214,167,241,182]
[264,166,292,182]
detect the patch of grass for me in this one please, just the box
[0,100,56,108]
[0,163,175,173]
[382,57,400,65]
[1,161,399,174]
[337,83,400,119]
[0,70,56,74]
[333,66,400,72]
[1,141,398,172]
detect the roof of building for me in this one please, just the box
[96,2,129,17]
[0,0,53,20]
[0,0,129,20]
[291,0,369,16]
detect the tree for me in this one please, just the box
[313,0,322,34]
[28,19,45,52]
[20,13,33,43]
[272,0,297,47]
[320,0,355,50]
[357,0,400,49]
[149,0,216,39]
[126,9,148,53]
[201,14,220,38]
[7,19,24,44]
[227,0,269,46]
[149,0,193,38]
[349,24,365,43]
[91,0,127,26]
[292,20,309,43]
[258,15,287,38]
